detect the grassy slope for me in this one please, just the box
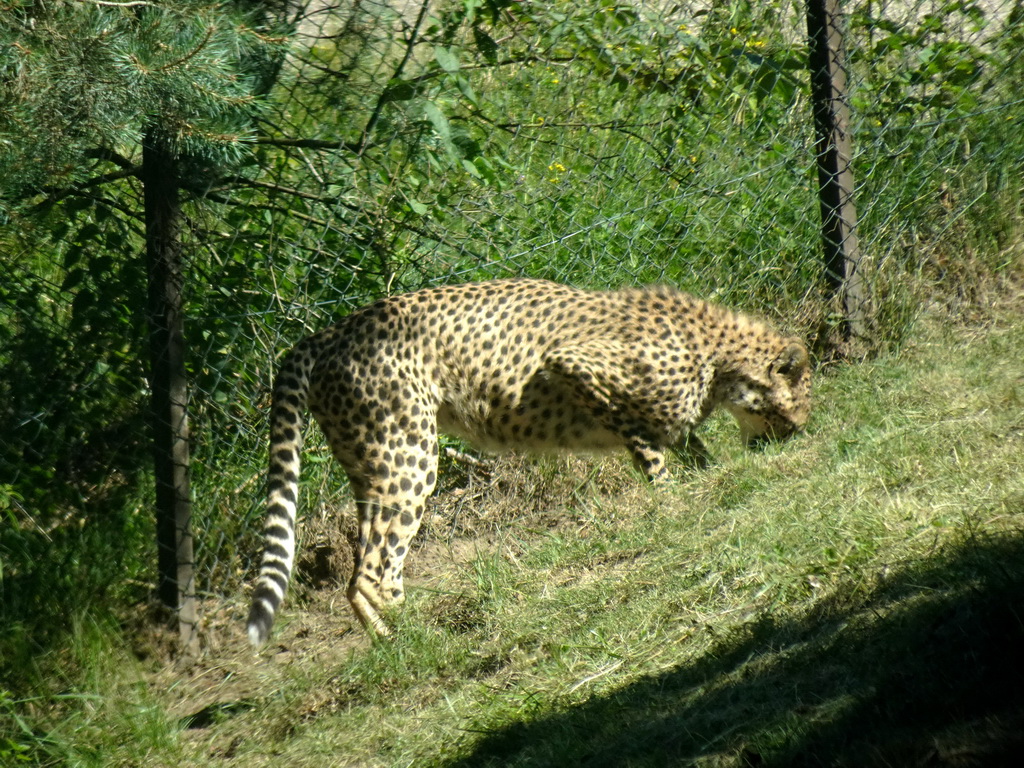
[23,303,1024,767]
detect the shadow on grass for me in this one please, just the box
[0,433,153,695]
[448,530,1024,767]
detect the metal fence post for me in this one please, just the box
[806,0,870,343]
[143,131,197,651]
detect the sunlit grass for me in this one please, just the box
[5,308,1023,767]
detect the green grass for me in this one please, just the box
[4,305,1024,767]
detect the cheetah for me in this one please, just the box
[247,278,810,645]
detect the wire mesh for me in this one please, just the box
[1,0,1021,607]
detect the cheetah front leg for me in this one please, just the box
[545,344,671,483]
[673,432,712,469]
[624,437,671,482]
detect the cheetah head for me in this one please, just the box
[721,339,811,448]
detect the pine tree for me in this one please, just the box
[1,0,286,647]
[1,1,283,212]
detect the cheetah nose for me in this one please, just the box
[745,433,773,450]
[745,424,797,449]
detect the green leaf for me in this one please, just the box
[472,26,498,64]
[434,46,460,73]
[75,224,102,244]
[381,79,417,103]
[456,75,481,110]
[452,134,481,159]
[63,244,84,270]
[471,156,499,186]
[423,101,452,145]
[90,256,114,277]
[61,269,85,293]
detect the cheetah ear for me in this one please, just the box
[774,341,808,379]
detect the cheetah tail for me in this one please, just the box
[247,345,313,647]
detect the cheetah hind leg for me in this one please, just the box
[346,494,394,638]
[345,457,438,637]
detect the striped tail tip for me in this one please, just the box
[247,593,277,647]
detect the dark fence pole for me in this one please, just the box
[143,131,197,650]
[806,0,870,343]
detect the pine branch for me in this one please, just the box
[200,191,332,228]
[213,177,326,203]
[84,147,137,172]
[30,165,141,211]
[250,136,365,153]
[155,26,216,73]
[78,0,162,6]
[358,0,431,153]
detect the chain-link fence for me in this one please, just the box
[2,0,1021,638]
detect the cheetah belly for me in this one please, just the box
[435,394,625,456]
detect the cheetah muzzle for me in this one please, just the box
[247,278,810,645]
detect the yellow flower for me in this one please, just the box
[548,162,566,173]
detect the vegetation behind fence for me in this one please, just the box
[1,0,1022,659]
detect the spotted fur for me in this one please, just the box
[247,278,810,645]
